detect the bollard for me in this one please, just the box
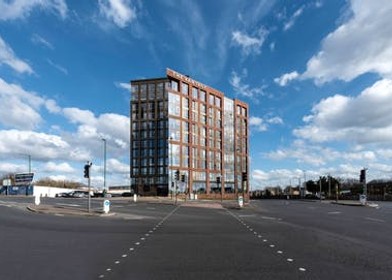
[133,193,137,203]
[103,200,110,214]
[35,195,41,206]
[238,196,244,208]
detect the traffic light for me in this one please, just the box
[360,169,366,183]
[175,170,180,181]
[216,176,221,184]
[84,164,90,178]
[181,174,186,182]
[242,171,248,182]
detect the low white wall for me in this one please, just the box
[33,186,74,198]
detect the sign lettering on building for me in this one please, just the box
[166,68,207,90]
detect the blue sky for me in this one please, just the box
[1,0,392,189]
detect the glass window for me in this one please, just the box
[148,84,156,97]
[215,96,221,107]
[181,83,189,95]
[200,90,206,102]
[192,87,198,99]
[171,80,179,91]
[209,94,214,105]
[168,92,181,117]
[140,84,147,100]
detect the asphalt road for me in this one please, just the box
[0,197,391,280]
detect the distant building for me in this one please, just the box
[130,68,249,197]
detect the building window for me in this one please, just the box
[192,87,198,99]
[200,90,206,102]
[209,94,214,105]
[181,83,189,95]
[171,80,179,92]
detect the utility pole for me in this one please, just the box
[102,138,107,192]
[319,176,322,202]
[84,162,92,212]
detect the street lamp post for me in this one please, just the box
[102,138,107,192]
[169,136,173,199]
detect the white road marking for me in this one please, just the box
[287,258,294,262]
[299,267,306,272]
[365,217,385,223]
[327,211,341,215]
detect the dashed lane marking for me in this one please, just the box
[97,205,180,279]
[226,209,308,274]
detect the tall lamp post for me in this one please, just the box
[102,138,107,192]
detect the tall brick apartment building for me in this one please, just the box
[130,68,249,198]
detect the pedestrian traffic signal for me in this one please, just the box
[242,171,248,181]
[360,169,366,183]
[84,164,90,178]
[216,176,221,184]
[175,170,180,181]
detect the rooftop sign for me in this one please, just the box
[166,68,207,90]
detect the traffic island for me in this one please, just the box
[26,205,115,217]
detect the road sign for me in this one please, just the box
[103,200,111,214]
[14,173,34,185]
[2,179,11,186]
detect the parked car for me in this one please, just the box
[55,192,73,198]
[70,191,90,198]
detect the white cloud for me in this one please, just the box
[0,0,67,21]
[47,59,68,75]
[250,116,283,132]
[274,71,299,86]
[115,81,131,91]
[229,69,267,99]
[302,0,392,84]
[0,78,44,129]
[0,35,33,74]
[43,162,75,173]
[63,108,97,125]
[283,6,304,31]
[0,129,73,161]
[232,27,268,56]
[31,33,53,49]
[98,0,136,28]
[249,117,267,132]
[294,79,392,144]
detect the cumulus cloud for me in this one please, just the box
[229,69,268,99]
[0,78,44,129]
[98,0,136,28]
[302,0,392,84]
[250,116,283,132]
[294,79,392,144]
[0,35,33,74]
[0,129,73,161]
[43,162,75,173]
[0,0,67,21]
[274,71,299,86]
[232,27,268,56]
